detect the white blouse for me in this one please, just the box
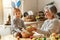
[40,18,60,34]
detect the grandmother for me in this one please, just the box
[36,5,60,37]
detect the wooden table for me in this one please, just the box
[0,35,50,40]
[0,35,31,40]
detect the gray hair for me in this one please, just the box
[44,5,57,15]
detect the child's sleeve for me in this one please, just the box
[21,20,26,29]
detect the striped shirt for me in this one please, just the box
[11,18,25,33]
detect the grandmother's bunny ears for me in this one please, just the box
[11,0,21,8]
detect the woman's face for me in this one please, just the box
[44,9,53,19]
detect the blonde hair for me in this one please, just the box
[44,5,57,18]
[14,8,21,14]
[44,5,57,14]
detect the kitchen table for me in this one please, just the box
[1,35,31,40]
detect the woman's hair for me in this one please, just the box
[44,5,57,14]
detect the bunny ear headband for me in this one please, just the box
[11,0,21,8]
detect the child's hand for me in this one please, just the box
[32,31,36,33]
[21,28,25,31]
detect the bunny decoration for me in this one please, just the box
[11,0,21,8]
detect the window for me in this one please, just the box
[2,0,12,24]
[2,0,23,24]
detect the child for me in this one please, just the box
[12,8,25,37]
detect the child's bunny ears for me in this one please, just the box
[11,0,21,8]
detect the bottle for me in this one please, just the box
[44,37,46,40]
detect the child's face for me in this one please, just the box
[16,11,21,18]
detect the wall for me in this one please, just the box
[23,0,58,14]
[23,0,38,14]
[38,0,60,12]
[0,0,3,24]
[54,0,60,12]
[38,0,54,11]
[23,0,60,13]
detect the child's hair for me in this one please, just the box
[14,8,21,13]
